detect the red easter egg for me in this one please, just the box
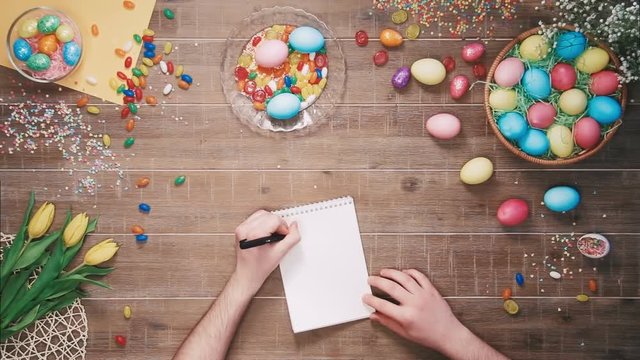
[550,63,577,91]
[590,70,619,95]
[573,117,602,149]
[527,102,556,129]
[449,75,470,100]
[461,42,485,63]
[442,56,456,73]
[497,198,529,227]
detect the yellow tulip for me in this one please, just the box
[27,202,55,239]
[84,238,120,266]
[63,213,89,247]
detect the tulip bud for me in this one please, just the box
[27,202,55,239]
[84,238,120,266]
[63,213,89,248]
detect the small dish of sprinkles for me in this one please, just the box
[577,233,611,259]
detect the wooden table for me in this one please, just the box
[1,1,639,358]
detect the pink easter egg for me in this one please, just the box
[573,117,602,149]
[494,57,524,87]
[255,40,289,68]
[450,75,470,100]
[550,63,577,91]
[497,198,529,227]
[590,70,619,95]
[526,102,556,129]
[461,42,485,63]
[425,113,461,140]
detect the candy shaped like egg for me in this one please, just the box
[527,102,556,129]
[461,42,485,63]
[521,68,551,100]
[587,96,622,125]
[489,88,517,111]
[379,28,404,48]
[449,75,470,100]
[497,198,529,227]
[550,63,577,91]
[63,41,82,66]
[460,157,494,185]
[497,112,528,141]
[255,40,289,68]
[288,26,325,53]
[558,89,587,115]
[38,34,59,56]
[411,58,446,85]
[55,23,74,43]
[547,125,574,158]
[26,53,51,71]
[425,113,461,140]
[18,18,39,38]
[590,70,619,95]
[574,117,601,149]
[37,14,61,34]
[576,47,609,74]
[494,57,524,87]
[266,93,301,120]
[391,66,411,89]
[518,128,549,156]
[12,38,32,61]
[519,35,549,61]
[544,186,581,212]
[554,31,587,60]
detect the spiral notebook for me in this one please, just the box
[274,196,373,333]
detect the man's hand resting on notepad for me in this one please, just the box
[363,269,508,360]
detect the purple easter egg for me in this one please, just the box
[392,66,411,89]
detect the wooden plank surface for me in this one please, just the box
[1,0,639,359]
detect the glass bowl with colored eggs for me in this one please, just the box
[484,26,627,166]
[6,7,82,83]
[221,7,346,135]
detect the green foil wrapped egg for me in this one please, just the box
[26,53,51,71]
[18,18,39,38]
[37,15,61,34]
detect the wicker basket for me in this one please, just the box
[484,26,628,166]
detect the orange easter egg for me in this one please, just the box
[379,29,403,48]
[38,34,59,56]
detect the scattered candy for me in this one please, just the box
[115,335,126,347]
[355,30,368,46]
[115,48,126,57]
[405,24,421,39]
[391,9,408,24]
[379,29,403,48]
[143,28,155,36]
[76,95,89,108]
[135,234,148,242]
[160,60,168,74]
[576,294,590,302]
[174,175,186,186]
[131,225,144,234]
[515,272,524,287]
[461,42,485,63]
[91,24,99,36]
[123,40,133,53]
[181,74,193,84]
[138,203,151,213]
[123,0,135,10]
[123,305,132,319]
[588,279,598,293]
[449,75,470,100]
[163,8,175,20]
[373,50,388,66]
[135,176,150,188]
[503,299,519,315]
[177,80,189,90]
[162,83,173,95]
[549,271,562,280]
[133,34,142,44]
[472,63,486,79]
[164,42,173,55]
[145,96,157,105]
[124,137,135,148]
[86,106,100,115]
[442,56,455,73]
[391,66,410,89]
[102,134,111,148]
[124,56,132,68]
[501,288,512,300]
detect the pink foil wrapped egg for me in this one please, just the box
[254,40,289,68]
[590,70,619,96]
[527,102,556,129]
[573,117,602,149]
[461,42,485,63]
[450,75,470,100]
[494,57,524,87]
[550,63,577,91]
[425,113,461,140]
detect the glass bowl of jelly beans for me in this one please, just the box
[221,7,346,135]
[6,7,83,83]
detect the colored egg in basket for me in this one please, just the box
[484,27,627,165]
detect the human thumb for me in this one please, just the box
[277,221,301,255]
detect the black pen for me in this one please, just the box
[239,234,286,249]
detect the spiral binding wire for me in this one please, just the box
[273,196,353,218]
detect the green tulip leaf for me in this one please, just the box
[0,192,35,287]
[13,230,61,270]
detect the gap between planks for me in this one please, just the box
[82,296,640,300]
[3,169,640,172]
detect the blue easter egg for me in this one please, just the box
[521,68,551,100]
[555,31,587,61]
[543,186,581,212]
[498,112,528,141]
[13,38,32,61]
[587,96,622,125]
[266,93,301,120]
[288,26,325,53]
[518,128,549,156]
[63,41,81,66]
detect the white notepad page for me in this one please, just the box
[274,196,373,333]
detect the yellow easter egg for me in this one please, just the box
[558,88,587,115]
[489,88,517,111]
[55,23,74,43]
[575,47,609,74]
[18,18,39,38]
[547,125,574,158]
[519,35,550,61]
[410,58,446,85]
[460,157,494,185]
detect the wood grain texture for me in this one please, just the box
[1,0,639,358]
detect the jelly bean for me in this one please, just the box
[124,137,135,148]
[91,24,99,36]
[117,71,127,80]
[126,78,135,89]
[163,83,173,95]
[86,76,98,86]
[135,87,143,101]
[117,84,126,94]
[160,61,168,74]
[297,61,304,71]
[181,74,193,84]
[121,107,130,119]
[128,102,138,114]
[163,8,175,19]
[252,89,266,103]
[314,54,327,68]
[355,30,368,46]
[143,28,155,36]
[123,89,134,97]
[315,68,323,80]
[139,65,149,76]
[290,86,301,94]
[76,95,89,108]
[235,67,248,81]
[145,96,157,105]
[318,47,327,54]
[123,41,133,53]
[576,294,589,302]
[164,42,173,55]
[135,234,148,242]
[144,50,155,59]
[135,176,149,187]
[109,78,119,91]
[291,75,297,85]
[373,50,389,66]
[284,75,292,88]
[175,65,184,77]
[503,299,519,315]
[142,57,153,67]
[123,305,132,319]
[138,202,151,213]
[252,36,261,47]
[253,101,265,111]
[123,96,135,104]
[588,279,597,293]
[473,63,487,79]
[142,35,154,43]
[264,85,273,96]
[123,0,135,9]
[174,175,186,186]
[167,61,174,75]
[87,106,100,115]
[115,335,127,347]
[103,134,111,148]
[131,76,140,87]
[115,48,126,57]
[501,287,512,300]
[133,34,142,44]
[126,119,136,132]
[244,80,256,94]
[152,54,163,64]
[442,56,456,73]
[515,272,525,287]
[144,42,156,51]
[178,80,190,90]
[124,56,132,68]
[138,76,147,88]
[309,71,318,84]
[318,78,327,89]
[248,72,257,80]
